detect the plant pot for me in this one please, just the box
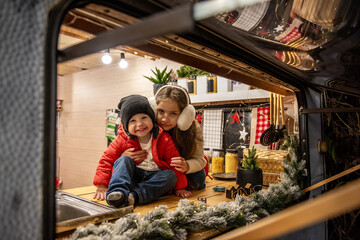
[153,83,166,95]
[236,168,263,189]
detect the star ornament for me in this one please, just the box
[196,113,202,123]
[275,25,284,32]
[230,112,242,124]
[239,127,248,141]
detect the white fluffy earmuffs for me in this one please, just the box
[148,85,195,131]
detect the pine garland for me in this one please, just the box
[69,135,305,240]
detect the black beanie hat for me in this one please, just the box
[118,94,158,138]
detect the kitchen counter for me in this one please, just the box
[63,177,234,215]
[60,176,237,239]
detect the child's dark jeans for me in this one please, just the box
[107,156,177,205]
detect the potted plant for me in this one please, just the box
[143,66,172,94]
[176,65,208,79]
[176,65,208,94]
[236,146,263,190]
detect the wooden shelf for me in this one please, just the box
[190,89,270,106]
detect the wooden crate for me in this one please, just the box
[243,149,289,185]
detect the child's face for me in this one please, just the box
[128,113,153,140]
[156,98,181,131]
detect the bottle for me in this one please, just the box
[212,149,224,173]
[225,149,238,173]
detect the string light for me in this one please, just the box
[119,52,128,69]
[101,49,112,64]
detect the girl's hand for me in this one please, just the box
[93,185,108,200]
[122,148,148,164]
[170,157,190,172]
[175,189,192,198]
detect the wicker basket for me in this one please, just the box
[243,149,289,185]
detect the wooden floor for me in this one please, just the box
[63,176,236,215]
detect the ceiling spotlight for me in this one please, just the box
[119,52,128,69]
[101,49,112,64]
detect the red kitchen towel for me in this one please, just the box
[254,107,270,144]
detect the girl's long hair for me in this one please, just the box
[156,86,202,159]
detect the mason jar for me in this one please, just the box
[212,149,224,173]
[225,149,238,173]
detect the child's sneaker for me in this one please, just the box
[106,191,124,208]
[127,193,135,206]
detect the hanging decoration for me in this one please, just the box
[239,110,248,141]
[105,110,119,141]
[239,125,248,141]
[195,112,203,124]
[56,99,63,111]
[230,111,241,124]
[69,135,305,240]
[254,107,270,144]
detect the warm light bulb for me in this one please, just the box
[119,52,128,69]
[119,59,128,69]
[101,52,112,64]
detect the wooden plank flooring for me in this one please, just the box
[62,176,237,215]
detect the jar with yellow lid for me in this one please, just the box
[225,149,238,173]
[211,149,224,173]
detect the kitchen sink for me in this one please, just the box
[57,203,92,222]
[56,191,133,234]
[56,191,116,222]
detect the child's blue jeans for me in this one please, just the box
[107,156,177,205]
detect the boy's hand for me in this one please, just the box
[170,157,190,172]
[175,189,192,198]
[93,185,108,200]
[122,148,147,164]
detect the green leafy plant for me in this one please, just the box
[176,65,208,78]
[143,66,172,84]
[242,146,259,170]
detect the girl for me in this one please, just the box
[123,86,206,198]
[93,94,188,205]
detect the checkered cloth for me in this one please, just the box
[254,107,270,144]
[203,109,224,149]
[275,18,302,43]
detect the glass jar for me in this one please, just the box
[204,148,212,172]
[225,149,238,173]
[212,149,224,173]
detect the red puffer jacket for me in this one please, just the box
[93,124,187,190]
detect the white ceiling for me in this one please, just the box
[57,33,156,76]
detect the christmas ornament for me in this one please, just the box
[239,126,248,141]
[230,112,241,124]
[196,113,203,123]
[275,24,284,32]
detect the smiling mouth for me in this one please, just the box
[137,127,147,132]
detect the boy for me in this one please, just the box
[93,94,188,207]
